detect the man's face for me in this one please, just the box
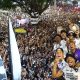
[54,36,61,43]
[69,42,76,50]
[21,68,27,77]
[61,32,66,39]
[66,57,76,67]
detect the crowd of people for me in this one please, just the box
[0,8,80,80]
[14,11,80,80]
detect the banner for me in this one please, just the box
[14,28,27,33]
[9,18,21,80]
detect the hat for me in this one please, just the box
[68,30,74,34]
[72,26,77,31]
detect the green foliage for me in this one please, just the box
[1,0,12,9]
[14,0,52,17]
[31,0,52,17]
[0,0,52,17]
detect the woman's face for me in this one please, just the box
[66,57,76,67]
[55,49,64,60]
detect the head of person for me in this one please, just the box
[69,41,76,52]
[67,18,74,24]
[53,34,62,43]
[57,26,63,34]
[65,54,77,68]
[67,19,71,24]
[74,29,80,38]
[55,48,64,60]
[60,30,67,39]
[68,31,75,40]
[21,67,27,77]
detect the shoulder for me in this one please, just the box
[75,48,80,52]
[75,62,80,68]
[75,49,80,52]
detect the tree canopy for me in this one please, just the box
[0,0,12,9]
[0,0,79,17]
[13,0,52,17]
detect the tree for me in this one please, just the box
[72,0,78,7]
[2,0,12,9]
[0,0,54,17]
[12,0,52,17]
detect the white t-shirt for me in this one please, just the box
[60,40,68,56]
[62,66,80,80]
[53,40,68,56]
[74,38,80,49]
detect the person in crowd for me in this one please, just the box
[67,18,79,32]
[68,41,80,62]
[52,48,66,80]
[60,30,68,56]
[21,67,28,80]
[64,54,80,80]
[67,31,75,50]
[53,34,62,51]
[65,54,80,68]
[60,30,67,40]
[67,31,75,41]
[0,9,80,80]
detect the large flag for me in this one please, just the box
[9,18,21,80]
